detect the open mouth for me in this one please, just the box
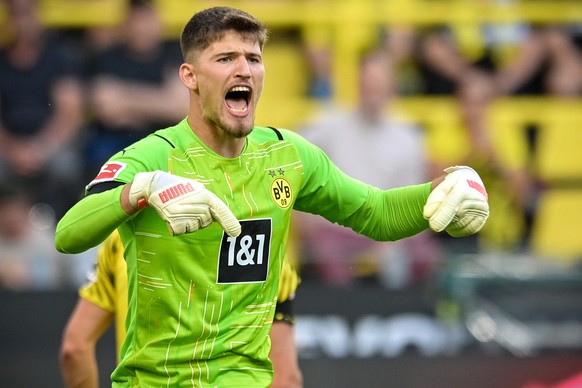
[225,86,251,114]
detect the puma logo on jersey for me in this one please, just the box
[159,182,196,203]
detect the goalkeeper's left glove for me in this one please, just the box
[423,166,489,237]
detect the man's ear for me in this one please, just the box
[179,63,197,91]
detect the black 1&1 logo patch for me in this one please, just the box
[217,219,272,284]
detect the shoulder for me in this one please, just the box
[86,122,185,189]
[137,126,180,150]
[251,126,310,144]
[119,120,190,154]
[250,126,319,156]
[248,126,284,141]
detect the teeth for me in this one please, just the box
[230,107,248,112]
[229,86,250,92]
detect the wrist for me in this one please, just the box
[430,176,445,192]
[121,184,140,215]
[128,171,160,210]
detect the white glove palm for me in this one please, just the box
[129,171,241,237]
[423,166,489,237]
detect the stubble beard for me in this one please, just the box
[201,94,257,138]
[209,115,254,139]
[206,100,256,138]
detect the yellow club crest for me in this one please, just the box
[271,178,292,208]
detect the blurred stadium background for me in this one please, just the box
[1,0,582,387]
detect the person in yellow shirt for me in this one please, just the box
[60,230,303,387]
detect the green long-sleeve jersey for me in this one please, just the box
[55,119,430,387]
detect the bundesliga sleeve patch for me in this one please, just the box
[217,219,272,284]
[87,162,127,190]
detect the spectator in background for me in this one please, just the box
[415,20,582,252]
[409,17,582,96]
[452,68,534,251]
[301,25,333,100]
[538,25,582,96]
[0,185,68,290]
[83,0,187,181]
[0,0,85,219]
[408,19,575,251]
[491,24,582,97]
[297,48,441,288]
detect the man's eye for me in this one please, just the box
[218,57,232,63]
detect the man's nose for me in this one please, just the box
[234,57,252,77]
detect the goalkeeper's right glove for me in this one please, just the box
[129,170,241,237]
[423,166,489,237]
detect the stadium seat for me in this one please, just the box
[256,40,314,130]
[534,103,582,184]
[529,101,582,260]
[531,189,582,260]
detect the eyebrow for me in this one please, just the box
[211,50,262,60]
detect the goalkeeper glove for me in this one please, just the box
[129,170,241,237]
[423,166,489,237]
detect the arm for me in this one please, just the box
[36,77,85,158]
[269,322,303,388]
[56,171,241,253]
[419,30,474,84]
[286,128,485,240]
[0,77,84,176]
[60,298,114,388]
[122,68,188,123]
[344,183,432,241]
[55,133,168,254]
[60,231,125,387]
[55,185,135,254]
[493,29,547,95]
[90,68,187,128]
[285,127,431,241]
[270,249,303,388]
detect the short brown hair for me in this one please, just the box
[180,7,268,61]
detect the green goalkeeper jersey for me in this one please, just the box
[57,119,431,387]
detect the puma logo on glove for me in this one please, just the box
[423,166,489,237]
[158,182,196,203]
[129,170,241,237]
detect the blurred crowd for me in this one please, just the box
[0,0,187,291]
[1,0,581,291]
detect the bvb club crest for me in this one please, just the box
[270,178,292,208]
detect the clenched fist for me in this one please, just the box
[423,166,489,237]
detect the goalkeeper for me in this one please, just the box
[60,230,302,388]
[55,6,489,387]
